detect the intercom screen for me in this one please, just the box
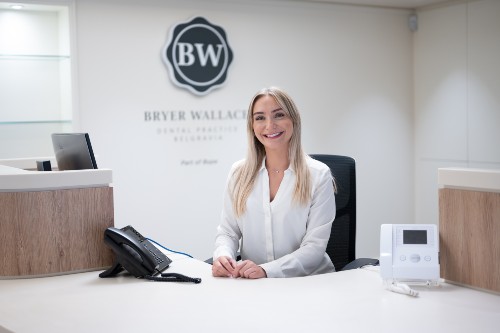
[403,230,427,244]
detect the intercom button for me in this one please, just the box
[410,254,420,263]
[400,255,406,261]
[424,255,431,261]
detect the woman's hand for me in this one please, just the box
[212,256,237,277]
[233,260,267,279]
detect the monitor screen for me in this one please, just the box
[51,133,98,171]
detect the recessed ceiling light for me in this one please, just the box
[10,4,24,10]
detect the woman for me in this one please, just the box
[212,87,336,279]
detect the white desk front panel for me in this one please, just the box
[0,256,499,333]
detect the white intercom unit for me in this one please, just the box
[380,224,440,284]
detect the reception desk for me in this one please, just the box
[0,252,499,333]
[438,167,500,293]
[0,163,114,278]
[1,164,498,332]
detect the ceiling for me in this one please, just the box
[0,0,457,11]
[293,0,457,10]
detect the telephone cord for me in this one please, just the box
[145,272,201,284]
[146,238,193,258]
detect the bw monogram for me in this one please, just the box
[163,17,233,96]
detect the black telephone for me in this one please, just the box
[99,225,200,283]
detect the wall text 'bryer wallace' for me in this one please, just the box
[163,17,233,96]
[144,109,246,121]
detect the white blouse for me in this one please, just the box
[213,157,336,278]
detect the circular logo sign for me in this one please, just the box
[163,17,233,96]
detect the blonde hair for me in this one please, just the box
[231,87,312,217]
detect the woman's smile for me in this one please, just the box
[264,131,284,139]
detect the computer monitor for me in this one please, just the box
[51,133,98,171]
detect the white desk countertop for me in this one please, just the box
[0,165,112,192]
[438,167,500,192]
[0,254,499,333]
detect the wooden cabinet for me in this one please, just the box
[0,165,114,278]
[438,168,500,293]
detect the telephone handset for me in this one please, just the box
[99,225,201,283]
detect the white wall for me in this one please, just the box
[414,0,500,227]
[74,0,413,259]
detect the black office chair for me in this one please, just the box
[310,154,378,271]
